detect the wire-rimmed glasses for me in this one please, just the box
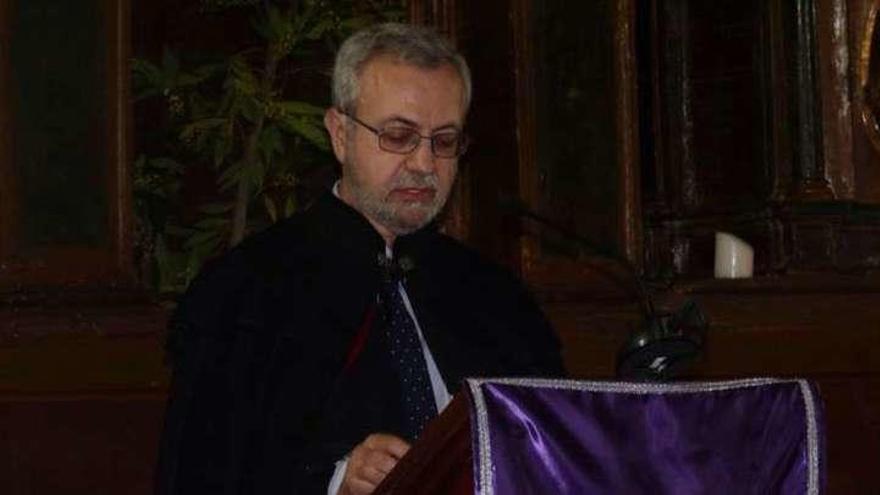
[341,110,469,159]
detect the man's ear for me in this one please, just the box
[324,108,348,164]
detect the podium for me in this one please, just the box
[375,391,474,494]
[376,378,825,495]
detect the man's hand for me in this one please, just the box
[339,433,410,495]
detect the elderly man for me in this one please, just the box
[155,23,564,495]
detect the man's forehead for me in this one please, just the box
[356,56,466,111]
[358,55,464,97]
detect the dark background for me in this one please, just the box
[1,0,878,493]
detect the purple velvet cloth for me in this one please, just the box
[466,378,824,495]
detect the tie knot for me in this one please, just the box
[377,254,415,283]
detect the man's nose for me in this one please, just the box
[404,137,437,174]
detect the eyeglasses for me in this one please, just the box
[341,110,469,159]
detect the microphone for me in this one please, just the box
[497,194,708,381]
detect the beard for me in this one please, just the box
[344,162,454,236]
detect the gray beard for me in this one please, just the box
[345,166,451,236]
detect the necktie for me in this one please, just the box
[379,258,438,441]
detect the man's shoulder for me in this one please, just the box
[418,233,566,377]
[234,210,314,272]
[197,210,313,288]
[171,208,319,321]
[164,209,322,364]
[419,233,529,298]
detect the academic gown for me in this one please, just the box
[154,191,566,494]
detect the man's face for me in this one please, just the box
[325,55,466,241]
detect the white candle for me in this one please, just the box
[714,232,754,278]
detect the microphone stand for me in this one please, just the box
[500,196,707,381]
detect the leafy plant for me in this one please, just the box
[133,0,404,292]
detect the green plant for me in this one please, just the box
[133,0,404,292]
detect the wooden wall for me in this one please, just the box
[0,0,167,492]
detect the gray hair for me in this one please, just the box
[331,23,472,114]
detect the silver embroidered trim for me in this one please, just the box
[466,377,823,495]
[468,376,792,395]
[798,380,820,495]
[467,379,494,495]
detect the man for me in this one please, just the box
[155,23,564,495]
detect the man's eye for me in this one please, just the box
[381,128,416,147]
[432,132,459,150]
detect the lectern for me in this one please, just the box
[374,388,473,494]
[376,378,825,495]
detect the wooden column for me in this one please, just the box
[788,0,836,200]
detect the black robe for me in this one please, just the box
[155,192,565,494]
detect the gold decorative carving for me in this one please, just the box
[858,0,880,153]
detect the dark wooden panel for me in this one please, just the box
[687,0,772,210]
[0,396,166,495]
[815,375,880,494]
[457,0,523,270]
[532,0,620,256]
[0,301,169,494]
[0,0,132,289]
[12,0,109,248]
[0,299,169,392]
[646,0,775,214]
[456,0,641,279]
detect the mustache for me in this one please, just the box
[391,171,438,189]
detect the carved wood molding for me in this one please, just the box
[789,0,835,200]
[109,0,134,281]
[851,0,880,203]
[614,0,643,270]
[857,0,880,148]
[643,0,880,279]
[815,0,855,198]
[0,0,11,260]
[645,200,880,277]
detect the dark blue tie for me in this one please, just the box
[379,261,438,441]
